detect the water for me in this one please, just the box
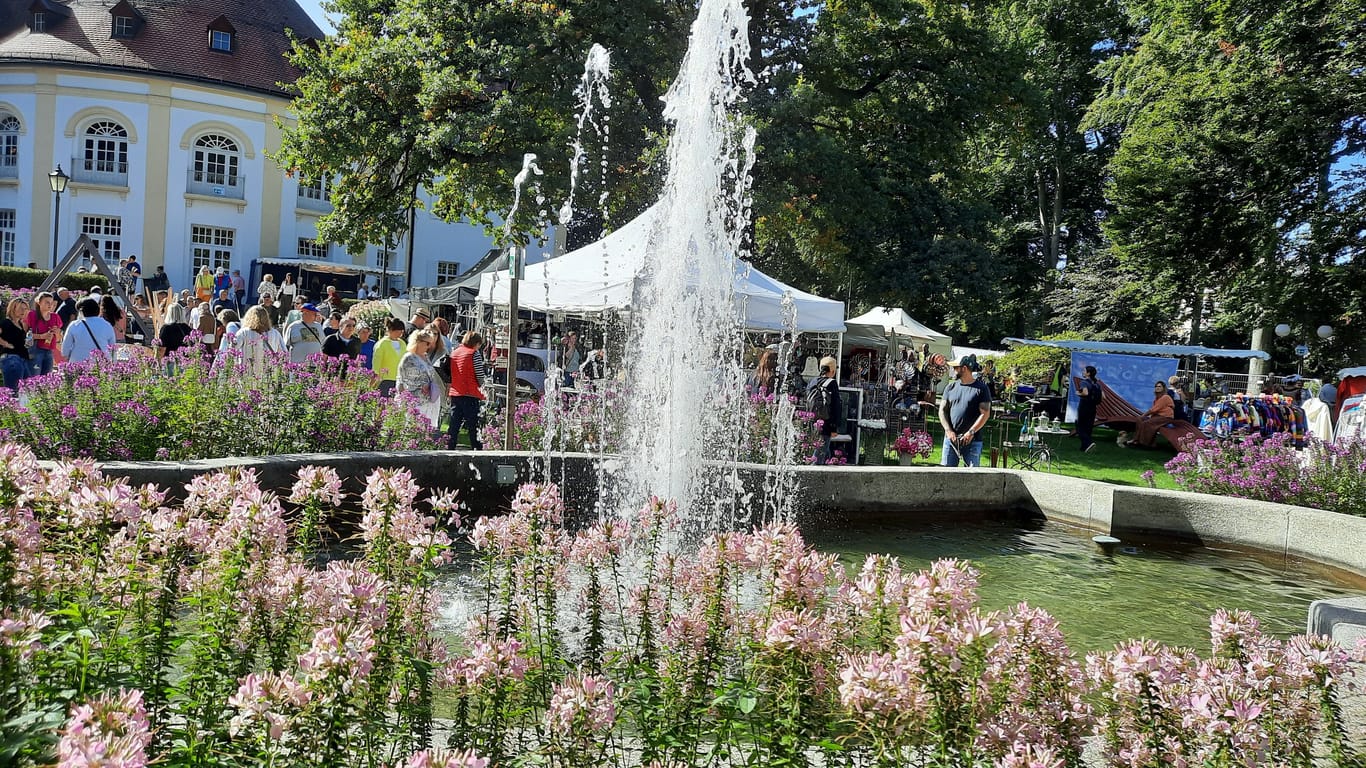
[806,516,1361,651]
[618,0,759,531]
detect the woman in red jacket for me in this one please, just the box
[448,331,487,450]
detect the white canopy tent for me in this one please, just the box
[843,307,954,359]
[478,206,845,333]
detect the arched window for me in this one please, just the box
[192,133,240,188]
[0,115,18,178]
[81,120,129,184]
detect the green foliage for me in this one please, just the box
[0,267,109,294]
[990,333,1081,385]
[0,351,440,461]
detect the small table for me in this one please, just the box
[1004,427,1069,471]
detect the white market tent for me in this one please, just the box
[479,206,845,333]
[843,307,954,359]
[1001,337,1272,360]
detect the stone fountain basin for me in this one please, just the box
[87,451,1366,641]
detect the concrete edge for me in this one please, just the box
[58,452,1366,579]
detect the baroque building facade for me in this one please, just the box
[0,0,530,296]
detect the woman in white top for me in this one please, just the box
[233,305,285,377]
[396,329,444,428]
[279,273,299,313]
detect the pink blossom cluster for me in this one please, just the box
[442,636,531,688]
[297,625,377,693]
[547,673,617,735]
[228,671,311,739]
[893,427,934,458]
[288,465,344,507]
[57,689,152,768]
[1086,608,1356,767]
[399,748,490,768]
[0,607,51,660]
[358,467,452,566]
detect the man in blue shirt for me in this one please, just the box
[938,355,992,467]
[61,298,117,364]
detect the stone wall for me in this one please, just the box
[89,452,1366,578]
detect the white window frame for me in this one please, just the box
[298,176,327,201]
[297,238,329,260]
[193,134,240,186]
[436,261,461,283]
[191,225,234,273]
[209,29,232,52]
[0,116,18,172]
[80,215,122,262]
[32,12,45,33]
[112,15,135,38]
[0,209,16,267]
[83,121,129,176]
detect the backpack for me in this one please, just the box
[433,352,452,384]
[1089,381,1103,405]
[804,378,833,422]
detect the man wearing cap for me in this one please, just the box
[258,292,280,329]
[55,287,78,327]
[284,303,326,364]
[405,307,430,340]
[938,355,992,467]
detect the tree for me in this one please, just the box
[275,0,695,255]
[1084,0,1365,365]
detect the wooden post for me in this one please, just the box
[503,246,521,451]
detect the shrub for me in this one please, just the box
[0,349,441,461]
[1165,433,1366,516]
[990,332,1083,386]
[0,270,110,294]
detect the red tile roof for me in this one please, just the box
[0,0,325,97]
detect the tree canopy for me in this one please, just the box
[279,0,1365,371]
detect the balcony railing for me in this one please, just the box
[296,187,333,213]
[0,155,16,179]
[186,169,246,200]
[71,156,129,187]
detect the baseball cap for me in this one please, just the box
[301,303,320,313]
[948,354,976,368]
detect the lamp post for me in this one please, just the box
[48,165,69,267]
[1274,323,1333,377]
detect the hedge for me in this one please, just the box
[0,266,110,293]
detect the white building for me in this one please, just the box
[0,0,544,298]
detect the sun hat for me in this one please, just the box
[414,307,431,319]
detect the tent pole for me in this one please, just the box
[504,246,522,451]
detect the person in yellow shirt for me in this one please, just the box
[371,316,407,397]
[194,266,214,303]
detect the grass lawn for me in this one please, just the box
[877,416,1182,490]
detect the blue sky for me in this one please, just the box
[299,0,334,32]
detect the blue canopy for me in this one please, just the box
[1001,338,1271,361]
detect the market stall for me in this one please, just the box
[478,205,845,334]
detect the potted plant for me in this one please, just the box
[893,427,932,466]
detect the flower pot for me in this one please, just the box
[898,454,914,466]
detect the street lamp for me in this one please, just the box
[48,165,69,267]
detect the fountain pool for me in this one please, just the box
[806,515,1362,651]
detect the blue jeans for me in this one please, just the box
[2,355,29,390]
[30,348,53,376]
[941,436,984,467]
[448,396,483,450]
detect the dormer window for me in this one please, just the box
[112,16,134,37]
[29,0,70,33]
[109,1,144,39]
[207,15,235,53]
